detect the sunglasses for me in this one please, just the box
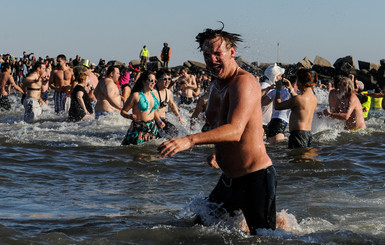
[147,79,157,83]
[161,77,172,81]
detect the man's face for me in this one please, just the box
[112,68,120,82]
[39,65,46,76]
[57,58,66,68]
[202,37,235,79]
[159,75,172,88]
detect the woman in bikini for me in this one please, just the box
[120,71,165,145]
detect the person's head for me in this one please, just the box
[32,61,46,76]
[179,67,189,76]
[196,22,242,79]
[78,72,88,85]
[143,45,146,49]
[156,69,172,89]
[56,54,67,68]
[132,71,157,93]
[338,77,355,96]
[264,63,285,84]
[106,65,120,83]
[355,80,364,92]
[164,42,168,47]
[296,68,318,92]
[0,62,11,73]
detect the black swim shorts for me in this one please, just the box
[266,118,288,138]
[206,166,277,235]
[288,130,312,149]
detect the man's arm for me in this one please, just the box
[274,80,297,110]
[167,90,184,123]
[326,95,356,121]
[158,75,257,157]
[9,76,24,94]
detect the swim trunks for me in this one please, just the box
[121,119,161,145]
[288,130,312,149]
[180,96,193,105]
[0,95,11,110]
[201,166,277,235]
[41,90,49,102]
[160,117,178,138]
[95,111,112,120]
[53,91,67,113]
[266,118,288,138]
[23,96,42,123]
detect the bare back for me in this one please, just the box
[288,88,318,131]
[205,70,272,178]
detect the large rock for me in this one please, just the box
[333,56,356,74]
[187,60,206,69]
[107,60,126,67]
[147,61,162,71]
[313,56,332,67]
[312,65,336,78]
[297,56,312,69]
[149,56,162,62]
[358,60,380,71]
[235,56,262,75]
[130,59,141,66]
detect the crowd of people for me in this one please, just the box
[1,27,384,235]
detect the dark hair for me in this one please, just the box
[57,54,66,61]
[32,61,45,72]
[106,65,119,76]
[132,71,156,93]
[195,22,243,51]
[156,69,171,79]
[1,62,10,72]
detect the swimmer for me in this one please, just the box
[121,71,165,145]
[94,65,122,119]
[158,24,276,235]
[274,68,318,148]
[323,77,366,130]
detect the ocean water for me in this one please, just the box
[0,88,384,245]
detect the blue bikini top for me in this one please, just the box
[138,90,160,115]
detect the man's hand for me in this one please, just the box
[158,137,193,157]
[207,153,220,169]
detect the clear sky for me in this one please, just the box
[1,0,384,67]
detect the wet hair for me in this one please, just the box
[340,77,355,95]
[57,54,66,61]
[1,62,10,72]
[132,71,156,93]
[296,68,318,90]
[195,22,243,51]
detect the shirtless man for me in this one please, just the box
[155,69,184,137]
[324,77,366,130]
[22,62,47,123]
[50,54,74,113]
[177,67,197,105]
[0,62,25,110]
[94,65,121,119]
[158,26,276,234]
[274,69,318,148]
